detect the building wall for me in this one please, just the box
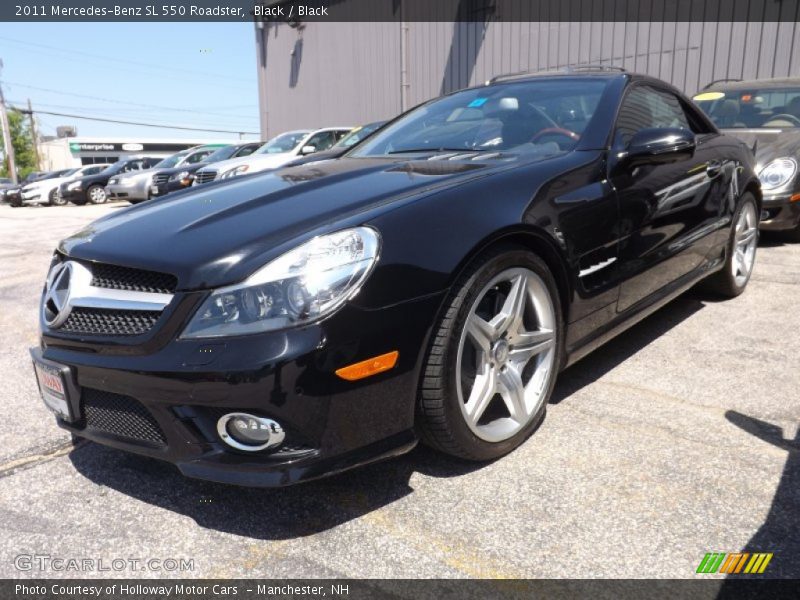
[256,5,800,136]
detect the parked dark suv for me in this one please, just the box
[59,156,161,205]
[32,69,760,487]
[694,77,800,239]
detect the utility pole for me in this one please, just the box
[27,98,40,170]
[0,60,17,184]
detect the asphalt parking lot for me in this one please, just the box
[0,203,797,580]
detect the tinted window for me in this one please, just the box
[354,78,608,157]
[257,132,309,154]
[233,144,258,157]
[186,150,213,164]
[305,131,337,151]
[615,86,692,147]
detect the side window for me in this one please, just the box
[306,132,336,151]
[235,146,256,157]
[186,151,211,164]
[615,86,692,147]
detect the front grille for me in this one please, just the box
[153,173,170,186]
[90,262,177,294]
[83,388,166,446]
[194,170,216,185]
[61,307,161,336]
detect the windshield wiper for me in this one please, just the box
[387,148,482,154]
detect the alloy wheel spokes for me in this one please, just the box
[456,266,557,442]
[509,328,554,366]
[489,274,527,336]
[497,365,526,423]
[465,365,497,424]
[732,203,757,284]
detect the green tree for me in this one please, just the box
[1,109,37,180]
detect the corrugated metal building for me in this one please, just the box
[254,1,800,137]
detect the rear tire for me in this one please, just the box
[701,192,758,298]
[417,247,563,461]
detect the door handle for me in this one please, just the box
[706,161,723,179]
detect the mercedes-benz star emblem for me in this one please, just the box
[43,262,74,328]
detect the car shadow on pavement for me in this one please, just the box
[715,410,800,586]
[550,293,706,404]
[68,440,484,540]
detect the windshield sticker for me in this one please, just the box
[693,91,725,101]
[468,98,488,108]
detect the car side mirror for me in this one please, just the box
[300,145,317,155]
[620,128,696,168]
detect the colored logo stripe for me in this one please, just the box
[697,552,773,574]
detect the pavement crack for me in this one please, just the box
[0,440,84,480]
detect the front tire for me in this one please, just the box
[87,184,107,204]
[701,192,758,298]
[417,247,563,461]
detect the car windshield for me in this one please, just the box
[257,132,309,154]
[335,122,385,148]
[694,87,800,128]
[203,145,239,162]
[352,78,609,158]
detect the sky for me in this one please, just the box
[0,22,260,142]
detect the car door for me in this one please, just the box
[610,84,728,312]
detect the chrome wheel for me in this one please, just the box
[732,201,757,287]
[456,267,556,442]
[88,186,106,204]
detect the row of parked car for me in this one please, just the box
[1,122,386,208]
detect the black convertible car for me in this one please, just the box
[694,77,800,239]
[32,69,760,487]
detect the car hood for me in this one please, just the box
[60,156,517,290]
[720,128,800,166]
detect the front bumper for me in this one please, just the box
[759,191,800,231]
[60,188,86,204]
[35,292,443,487]
[106,181,149,202]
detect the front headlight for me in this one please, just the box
[67,181,82,190]
[219,165,250,180]
[182,227,381,338]
[169,170,190,182]
[758,157,797,191]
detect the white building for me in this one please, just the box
[38,137,238,170]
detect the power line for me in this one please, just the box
[7,105,259,135]
[0,35,252,84]
[6,98,259,126]
[3,81,257,120]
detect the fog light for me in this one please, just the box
[216,412,285,452]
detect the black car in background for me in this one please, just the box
[6,169,77,207]
[150,142,262,198]
[694,77,800,239]
[284,121,387,167]
[2,171,52,204]
[33,70,760,487]
[59,156,161,205]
